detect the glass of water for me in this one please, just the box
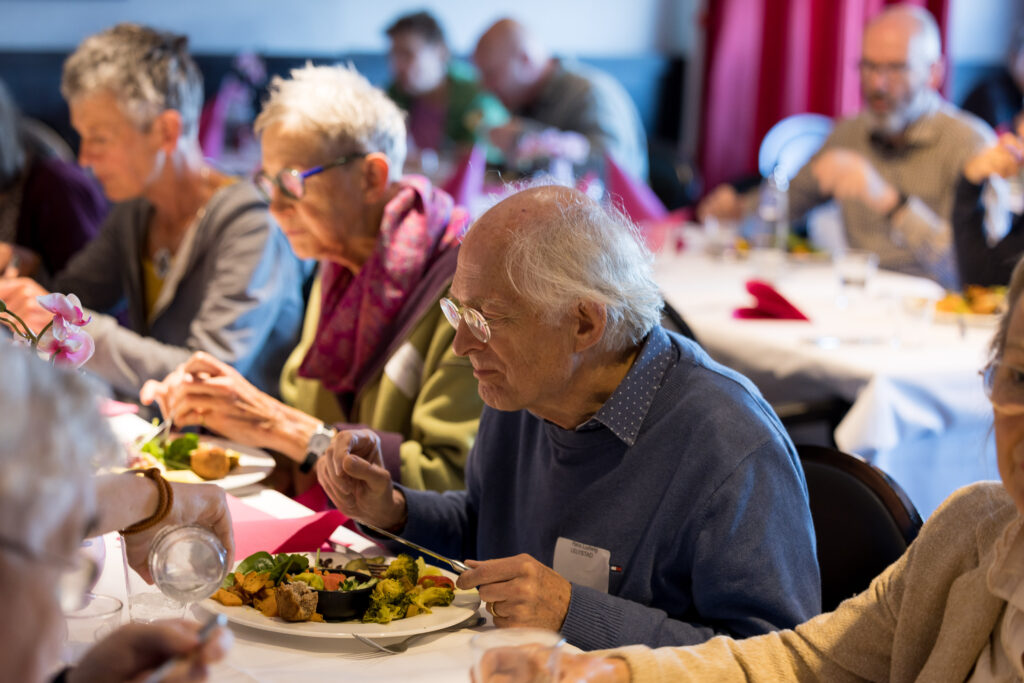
[833,249,879,305]
[123,525,228,622]
[61,593,122,665]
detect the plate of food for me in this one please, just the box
[201,551,480,639]
[933,285,1006,326]
[126,431,275,491]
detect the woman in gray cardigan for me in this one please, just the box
[0,24,303,397]
[479,252,1024,681]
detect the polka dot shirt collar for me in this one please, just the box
[578,326,674,446]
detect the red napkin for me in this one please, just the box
[603,152,668,224]
[227,495,353,562]
[98,399,140,417]
[441,144,486,210]
[733,280,810,321]
[641,207,691,253]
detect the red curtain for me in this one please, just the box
[698,0,950,191]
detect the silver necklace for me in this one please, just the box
[153,247,172,279]
[151,167,212,279]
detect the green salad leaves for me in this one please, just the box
[222,551,310,589]
[141,432,199,470]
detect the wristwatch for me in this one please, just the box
[299,423,337,474]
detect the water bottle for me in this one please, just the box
[757,166,790,251]
[750,167,790,281]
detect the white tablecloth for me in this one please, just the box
[655,231,1000,515]
[90,488,490,682]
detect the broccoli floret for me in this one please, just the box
[372,578,408,604]
[362,578,410,623]
[384,553,419,587]
[361,601,407,624]
[407,585,454,615]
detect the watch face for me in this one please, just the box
[308,431,333,456]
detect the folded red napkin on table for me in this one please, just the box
[227,495,353,562]
[603,152,669,224]
[441,144,486,210]
[733,280,810,321]
[641,207,692,253]
[98,398,140,417]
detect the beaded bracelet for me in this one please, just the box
[119,467,174,535]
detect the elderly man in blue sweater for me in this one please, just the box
[315,184,820,651]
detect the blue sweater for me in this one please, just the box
[399,326,820,650]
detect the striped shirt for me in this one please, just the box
[789,93,997,289]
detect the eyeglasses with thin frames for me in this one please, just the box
[439,297,505,344]
[857,60,912,79]
[253,153,365,203]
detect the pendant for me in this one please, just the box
[154,248,171,279]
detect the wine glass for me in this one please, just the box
[147,524,229,619]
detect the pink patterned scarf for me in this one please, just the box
[298,176,469,394]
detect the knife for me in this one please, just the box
[359,520,469,574]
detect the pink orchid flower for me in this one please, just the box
[37,326,95,369]
[36,293,91,341]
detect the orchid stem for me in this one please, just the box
[37,319,53,340]
[0,312,35,344]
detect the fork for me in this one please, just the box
[352,615,485,654]
[132,418,170,449]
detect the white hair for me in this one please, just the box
[254,64,407,181]
[873,4,942,66]
[497,181,664,353]
[61,23,204,138]
[0,343,117,556]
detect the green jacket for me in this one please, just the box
[388,60,508,161]
[280,261,482,492]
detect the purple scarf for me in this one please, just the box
[298,176,469,394]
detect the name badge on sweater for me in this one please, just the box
[383,342,424,400]
[553,537,610,593]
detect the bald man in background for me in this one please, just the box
[473,18,649,180]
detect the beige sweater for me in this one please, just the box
[612,482,1016,682]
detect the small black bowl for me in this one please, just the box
[315,570,376,621]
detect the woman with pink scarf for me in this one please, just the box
[142,64,483,499]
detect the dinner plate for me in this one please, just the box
[158,435,275,491]
[201,559,480,639]
[902,298,1001,328]
[108,415,276,491]
[932,310,1000,327]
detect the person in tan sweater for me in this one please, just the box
[476,252,1024,681]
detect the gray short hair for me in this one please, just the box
[0,344,117,555]
[61,23,204,138]
[254,64,406,181]
[500,184,663,353]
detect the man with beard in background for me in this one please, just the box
[700,4,998,289]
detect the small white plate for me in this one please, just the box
[159,435,275,491]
